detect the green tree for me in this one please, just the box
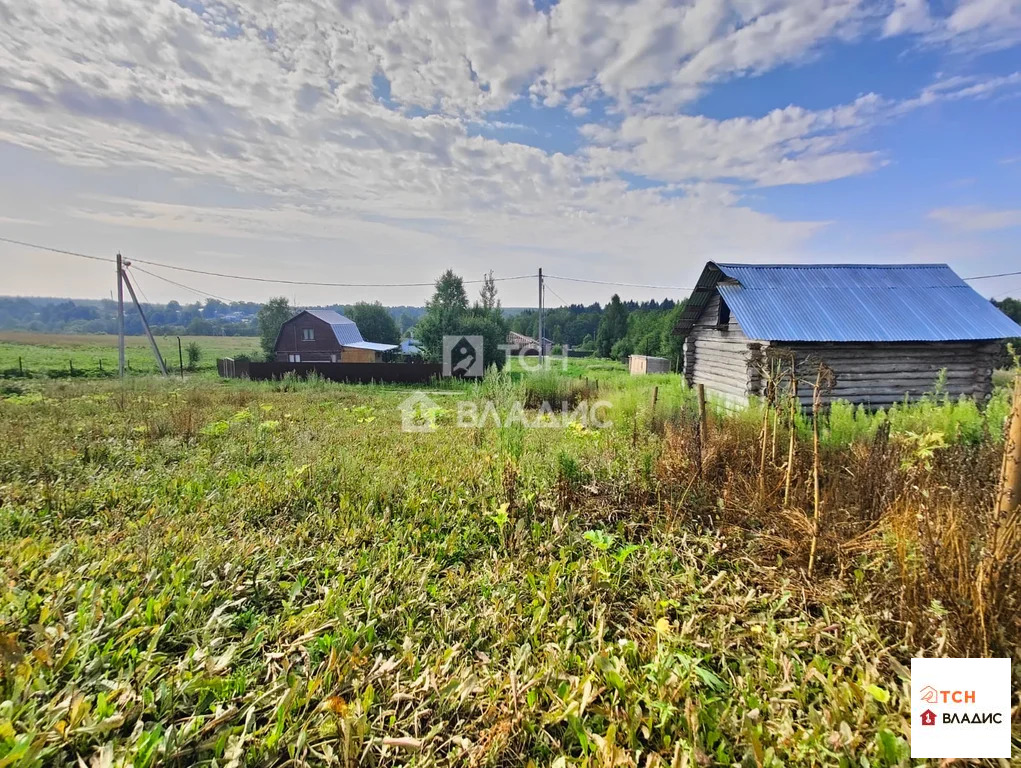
[460,309,509,371]
[479,270,500,312]
[257,297,292,359]
[595,294,628,358]
[417,270,470,361]
[660,302,687,370]
[345,302,400,344]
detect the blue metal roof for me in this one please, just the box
[304,309,365,345]
[676,262,1021,342]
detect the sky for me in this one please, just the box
[1,0,1020,308]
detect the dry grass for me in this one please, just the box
[656,396,1021,664]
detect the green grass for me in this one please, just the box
[0,332,260,377]
[0,363,1016,766]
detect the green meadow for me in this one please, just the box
[0,358,1018,766]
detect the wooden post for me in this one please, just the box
[178,337,185,379]
[69,359,74,375]
[697,384,708,441]
[18,356,23,376]
[651,385,659,409]
[696,383,708,475]
[808,366,824,576]
[116,252,125,379]
[120,265,168,376]
[995,371,1021,515]
[98,359,103,372]
[758,398,770,503]
[784,375,798,507]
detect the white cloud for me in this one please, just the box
[582,94,888,187]
[929,206,1021,231]
[0,0,1018,302]
[882,0,1021,49]
[883,0,933,36]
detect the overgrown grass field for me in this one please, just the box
[0,332,260,377]
[0,367,1018,766]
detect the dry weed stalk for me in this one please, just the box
[807,361,835,576]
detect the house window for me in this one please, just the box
[302,328,315,341]
[288,354,301,363]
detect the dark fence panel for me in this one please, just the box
[218,359,442,384]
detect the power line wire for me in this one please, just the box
[5,232,1021,291]
[0,234,534,287]
[962,270,1021,281]
[0,235,112,263]
[545,273,692,291]
[543,281,571,307]
[127,267,155,307]
[129,264,231,304]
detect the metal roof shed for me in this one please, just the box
[675,262,1021,408]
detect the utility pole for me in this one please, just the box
[537,267,544,362]
[116,253,125,379]
[120,260,169,376]
[178,336,185,379]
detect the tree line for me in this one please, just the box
[509,295,687,363]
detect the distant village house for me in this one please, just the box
[506,331,553,356]
[274,310,397,363]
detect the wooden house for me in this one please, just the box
[675,263,1021,407]
[506,331,553,356]
[274,310,397,363]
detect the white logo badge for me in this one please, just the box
[910,657,1011,759]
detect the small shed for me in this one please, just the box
[274,309,397,363]
[675,262,1021,407]
[629,355,671,375]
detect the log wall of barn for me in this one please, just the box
[768,341,1000,408]
[683,293,756,405]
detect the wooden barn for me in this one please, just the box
[274,310,397,363]
[675,262,1021,408]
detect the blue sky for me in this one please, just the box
[0,0,1019,306]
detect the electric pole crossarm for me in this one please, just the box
[120,263,169,376]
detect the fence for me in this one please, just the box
[217,358,442,384]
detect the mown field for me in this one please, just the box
[0,332,260,377]
[0,364,1018,766]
